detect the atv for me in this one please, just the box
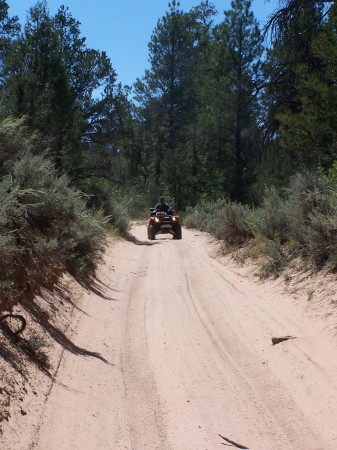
[147,208,182,240]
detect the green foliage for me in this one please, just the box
[248,186,288,242]
[135,0,264,207]
[259,257,287,280]
[305,205,337,266]
[0,117,36,165]
[24,333,51,368]
[60,207,107,275]
[0,119,108,313]
[218,0,264,202]
[281,172,337,268]
[185,199,227,231]
[212,202,253,245]
[256,239,286,279]
[79,178,130,235]
[2,1,132,182]
[0,0,20,85]
[185,199,252,246]
[113,186,148,220]
[187,170,337,274]
[134,1,202,209]
[263,2,325,129]
[284,172,335,244]
[267,3,336,172]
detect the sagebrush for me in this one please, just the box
[185,171,337,276]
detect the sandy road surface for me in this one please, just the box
[33,224,337,450]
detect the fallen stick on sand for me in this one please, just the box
[218,433,249,449]
[271,335,297,345]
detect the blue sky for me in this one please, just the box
[7,1,276,87]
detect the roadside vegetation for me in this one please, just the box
[185,171,337,279]
[0,0,133,320]
[0,118,109,314]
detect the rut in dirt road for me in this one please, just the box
[33,225,337,450]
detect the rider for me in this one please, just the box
[154,196,171,213]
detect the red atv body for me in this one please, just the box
[147,208,182,240]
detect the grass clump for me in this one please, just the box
[22,333,51,369]
[258,239,287,279]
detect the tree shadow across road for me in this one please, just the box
[21,296,112,366]
[77,278,119,302]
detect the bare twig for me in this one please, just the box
[218,433,249,449]
[272,335,297,345]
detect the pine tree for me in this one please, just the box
[276,2,337,169]
[263,1,325,140]
[3,1,131,181]
[134,1,202,208]
[215,0,263,202]
[0,0,20,88]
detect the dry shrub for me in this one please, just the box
[249,186,288,242]
[212,202,253,245]
[186,199,252,246]
[186,171,337,273]
[78,178,130,236]
[0,119,108,313]
[284,172,337,266]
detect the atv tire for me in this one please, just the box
[173,224,182,240]
[149,225,156,240]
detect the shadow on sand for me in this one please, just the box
[126,234,161,246]
[20,295,112,366]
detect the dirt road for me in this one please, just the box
[33,224,337,450]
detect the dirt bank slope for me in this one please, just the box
[3,224,337,449]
